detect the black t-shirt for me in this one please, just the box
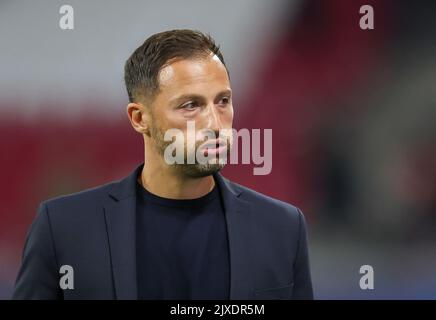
[136,180,230,299]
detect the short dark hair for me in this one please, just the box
[124,29,227,103]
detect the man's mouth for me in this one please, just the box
[199,138,228,156]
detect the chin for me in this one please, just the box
[181,163,225,178]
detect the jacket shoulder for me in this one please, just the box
[40,180,118,213]
[229,180,303,222]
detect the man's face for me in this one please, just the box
[148,54,234,178]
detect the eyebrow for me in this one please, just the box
[170,89,232,106]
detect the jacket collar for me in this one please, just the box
[104,163,253,299]
[107,163,243,201]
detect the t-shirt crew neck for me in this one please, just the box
[135,178,230,300]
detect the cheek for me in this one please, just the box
[223,106,234,126]
[158,110,187,132]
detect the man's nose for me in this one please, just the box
[204,104,222,132]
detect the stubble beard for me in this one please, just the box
[149,124,230,178]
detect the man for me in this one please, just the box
[13,29,313,299]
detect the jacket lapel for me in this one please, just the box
[215,173,254,299]
[103,165,142,299]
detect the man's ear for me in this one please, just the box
[127,102,151,136]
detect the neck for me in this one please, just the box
[139,149,215,200]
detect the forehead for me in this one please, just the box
[157,55,230,93]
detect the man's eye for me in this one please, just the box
[182,102,198,110]
[219,97,230,106]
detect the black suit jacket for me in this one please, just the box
[13,164,313,299]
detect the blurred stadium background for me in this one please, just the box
[1,0,436,299]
